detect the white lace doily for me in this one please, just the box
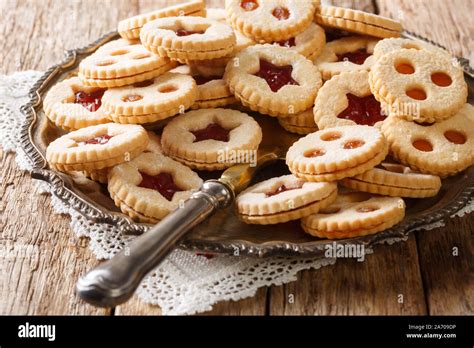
[1,71,472,315]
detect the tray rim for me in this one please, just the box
[19,30,474,257]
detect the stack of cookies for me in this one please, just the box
[43,0,472,240]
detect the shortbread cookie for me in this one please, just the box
[169,64,192,75]
[381,104,474,176]
[301,192,405,239]
[161,108,262,170]
[108,152,203,223]
[373,38,451,60]
[315,6,402,39]
[278,109,318,135]
[82,130,163,184]
[46,123,148,172]
[313,36,379,81]
[140,16,236,62]
[369,49,467,122]
[269,23,326,59]
[43,77,109,131]
[225,44,322,117]
[205,8,227,22]
[314,70,386,130]
[342,162,441,198]
[286,125,388,182]
[118,0,206,40]
[190,71,237,109]
[225,0,319,42]
[79,39,177,88]
[101,72,198,124]
[236,175,337,224]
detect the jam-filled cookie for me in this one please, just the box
[101,72,198,124]
[341,162,441,198]
[278,109,318,135]
[236,174,337,225]
[225,44,322,117]
[140,16,236,62]
[161,108,262,170]
[108,152,203,223]
[314,70,387,130]
[79,39,177,88]
[301,192,405,239]
[373,38,450,60]
[43,77,109,131]
[313,36,379,81]
[46,123,148,172]
[190,67,237,109]
[226,0,319,42]
[286,125,388,182]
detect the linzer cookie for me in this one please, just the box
[381,104,474,177]
[342,162,441,198]
[278,109,318,135]
[78,39,176,88]
[161,108,262,170]
[101,72,198,124]
[369,49,467,122]
[315,6,402,39]
[236,175,337,225]
[118,0,206,40]
[269,23,326,59]
[286,125,388,182]
[225,0,319,42]
[313,36,378,81]
[373,38,450,60]
[301,192,405,239]
[46,123,148,172]
[83,131,163,184]
[190,68,236,109]
[314,70,386,130]
[225,44,322,117]
[140,16,236,62]
[108,152,203,223]
[205,8,227,22]
[43,77,109,131]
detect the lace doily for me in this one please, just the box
[1,71,472,315]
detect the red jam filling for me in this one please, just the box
[74,90,104,112]
[272,7,290,20]
[138,172,183,201]
[254,59,299,92]
[275,37,296,48]
[193,75,222,85]
[192,123,230,142]
[337,94,386,126]
[241,0,259,11]
[175,29,205,36]
[266,184,301,197]
[337,49,372,65]
[77,134,112,146]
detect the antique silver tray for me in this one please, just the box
[20,31,474,257]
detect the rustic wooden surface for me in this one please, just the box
[0,0,472,315]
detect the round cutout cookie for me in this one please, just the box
[278,109,318,135]
[225,0,319,42]
[301,192,405,239]
[190,67,237,109]
[101,72,198,124]
[161,108,262,170]
[286,125,388,182]
[313,70,387,130]
[369,49,467,123]
[46,123,149,172]
[236,175,337,225]
[341,162,441,198]
[315,6,402,39]
[78,39,176,88]
[313,36,379,81]
[373,38,451,60]
[43,77,109,131]
[108,152,203,223]
[225,44,322,117]
[140,16,236,62]
[381,103,474,177]
[118,0,206,40]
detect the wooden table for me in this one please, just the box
[0,0,472,316]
